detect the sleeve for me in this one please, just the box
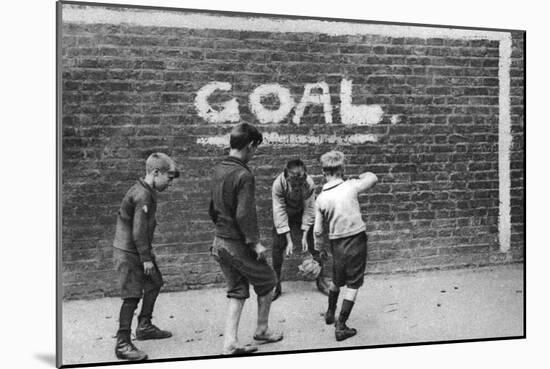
[272,175,290,235]
[313,198,325,248]
[301,176,316,231]
[132,198,153,263]
[236,173,260,245]
[352,172,378,194]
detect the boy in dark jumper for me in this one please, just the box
[112,153,179,361]
[209,123,283,355]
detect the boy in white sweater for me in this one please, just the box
[313,151,378,341]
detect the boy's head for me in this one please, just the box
[145,153,179,192]
[284,159,307,188]
[320,150,345,178]
[229,123,263,162]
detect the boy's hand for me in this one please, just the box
[301,232,309,252]
[285,232,293,257]
[313,237,324,252]
[254,243,267,261]
[143,261,155,276]
[285,240,294,257]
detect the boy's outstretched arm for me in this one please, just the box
[354,172,378,193]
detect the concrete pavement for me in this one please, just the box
[61,263,524,366]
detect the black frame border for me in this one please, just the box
[56,1,527,367]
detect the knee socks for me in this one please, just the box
[118,298,139,338]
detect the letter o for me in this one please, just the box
[248,84,295,124]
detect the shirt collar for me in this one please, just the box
[224,156,252,173]
[138,178,156,198]
[322,178,344,191]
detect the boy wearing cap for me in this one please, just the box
[313,150,378,341]
[271,159,328,301]
[112,153,179,361]
[209,123,283,355]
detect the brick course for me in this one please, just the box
[60,9,525,299]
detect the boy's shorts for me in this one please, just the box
[114,248,164,299]
[211,237,277,299]
[330,232,367,289]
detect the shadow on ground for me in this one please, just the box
[34,353,56,366]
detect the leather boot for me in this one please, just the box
[335,321,357,342]
[115,333,148,361]
[136,318,172,340]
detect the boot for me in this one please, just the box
[335,321,357,341]
[115,333,148,361]
[136,318,172,340]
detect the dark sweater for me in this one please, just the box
[209,156,260,245]
[113,179,157,262]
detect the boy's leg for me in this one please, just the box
[138,288,158,322]
[326,239,346,325]
[136,263,172,340]
[325,282,340,325]
[335,288,359,341]
[222,298,246,354]
[271,227,286,300]
[115,297,148,361]
[212,239,258,354]
[253,289,283,342]
[240,247,283,343]
[307,227,330,295]
[114,249,148,361]
[334,232,367,341]
[117,297,139,337]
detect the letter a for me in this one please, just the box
[292,82,332,124]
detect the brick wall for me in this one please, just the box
[60,5,525,299]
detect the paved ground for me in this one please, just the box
[61,264,524,366]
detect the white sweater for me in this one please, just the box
[272,172,316,234]
[314,178,367,240]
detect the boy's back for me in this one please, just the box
[315,178,365,240]
[209,156,259,245]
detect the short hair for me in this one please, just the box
[229,123,263,150]
[145,153,173,174]
[285,159,307,173]
[320,150,345,176]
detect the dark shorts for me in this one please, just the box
[330,232,367,289]
[114,248,164,299]
[212,237,277,299]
